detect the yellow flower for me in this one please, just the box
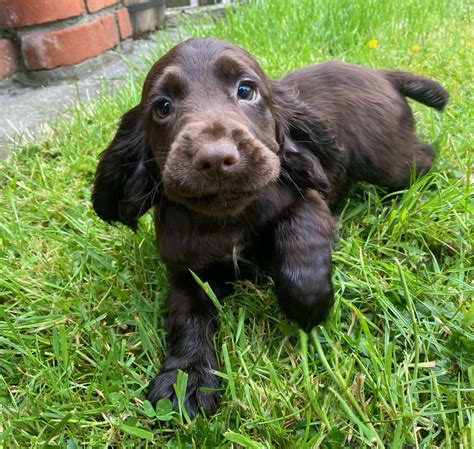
[368,39,379,49]
[411,44,421,52]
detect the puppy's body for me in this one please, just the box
[92,38,447,418]
[283,61,443,201]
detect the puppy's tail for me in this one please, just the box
[384,71,449,111]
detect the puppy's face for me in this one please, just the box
[142,39,281,217]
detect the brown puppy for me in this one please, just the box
[92,38,448,418]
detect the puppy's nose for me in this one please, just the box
[193,139,240,176]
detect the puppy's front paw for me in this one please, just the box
[277,268,334,331]
[281,287,334,331]
[147,363,220,419]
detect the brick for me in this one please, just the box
[0,39,18,79]
[116,8,133,40]
[86,0,118,13]
[0,0,85,28]
[21,15,119,70]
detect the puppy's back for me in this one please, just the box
[282,61,412,132]
[281,60,447,134]
[281,61,446,189]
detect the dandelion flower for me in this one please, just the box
[368,39,379,49]
[411,44,421,52]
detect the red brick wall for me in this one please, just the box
[0,0,86,28]
[86,0,119,13]
[22,16,119,70]
[0,0,133,80]
[0,39,18,79]
[116,7,133,40]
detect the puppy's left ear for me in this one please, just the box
[92,105,160,230]
[271,80,342,193]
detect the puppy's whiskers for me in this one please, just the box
[279,167,304,199]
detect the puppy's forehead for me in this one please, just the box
[151,39,259,83]
[175,39,259,79]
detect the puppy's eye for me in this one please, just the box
[237,83,256,101]
[154,99,172,118]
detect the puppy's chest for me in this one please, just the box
[156,207,248,271]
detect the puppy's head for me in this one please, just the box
[92,38,332,227]
[145,38,281,217]
[93,38,282,226]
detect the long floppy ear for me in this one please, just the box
[271,80,343,194]
[92,105,160,230]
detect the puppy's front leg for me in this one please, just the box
[147,271,220,418]
[273,190,335,330]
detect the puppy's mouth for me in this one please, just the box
[161,127,282,216]
[172,189,261,217]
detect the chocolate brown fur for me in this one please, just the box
[92,38,448,418]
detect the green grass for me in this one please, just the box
[1,0,473,447]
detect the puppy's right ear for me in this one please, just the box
[92,105,160,230]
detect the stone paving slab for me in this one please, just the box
[0,39,160,159]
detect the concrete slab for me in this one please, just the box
[0,38,161,159]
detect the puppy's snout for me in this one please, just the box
[193,139,240,177]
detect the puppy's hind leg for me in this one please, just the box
[412,142,435,179]
[388,141,435,191]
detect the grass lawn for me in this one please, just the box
[1,0,473,447]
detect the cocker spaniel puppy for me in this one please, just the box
[92,38,448,418]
